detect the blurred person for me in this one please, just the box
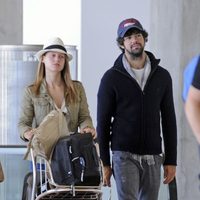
[182,55,200,102]
[184,56,200,144]
[97,18,177,200]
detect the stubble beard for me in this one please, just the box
[129,47,144,59]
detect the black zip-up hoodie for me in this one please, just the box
[97,51,177,166]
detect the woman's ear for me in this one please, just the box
[41,55,45,63]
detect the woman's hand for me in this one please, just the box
[24,129,35,141]
[81,127,97,138]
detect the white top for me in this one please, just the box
[122,54,151,90]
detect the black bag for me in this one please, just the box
[50,132,102,186]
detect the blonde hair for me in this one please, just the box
[32,56,78,104]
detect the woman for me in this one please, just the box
[18,37,96,141]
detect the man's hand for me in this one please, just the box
[103,166,112,187]
[163,165,176,184]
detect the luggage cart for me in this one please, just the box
[30,148,103,200]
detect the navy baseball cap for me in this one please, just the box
[117,18,144,38]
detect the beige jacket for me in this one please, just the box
[18,80,94,141]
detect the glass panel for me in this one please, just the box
[0,146,29,200]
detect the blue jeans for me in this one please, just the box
[112,151,163,200]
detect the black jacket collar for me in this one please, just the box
[113,51,160,72]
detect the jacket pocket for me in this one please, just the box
[33,98,52,126]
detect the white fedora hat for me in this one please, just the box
[35,37,73,61]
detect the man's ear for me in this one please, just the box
[120,45,124,49]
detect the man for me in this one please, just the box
[185,56,200,144]
[97,18,177,200]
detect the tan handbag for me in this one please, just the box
[0,161,4,183]
[24,109,70,160]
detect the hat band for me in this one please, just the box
[44,45,67,52]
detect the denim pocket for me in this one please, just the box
[112,151,131,167]
[154,154,164,165]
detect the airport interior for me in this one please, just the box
[0,0,200,199]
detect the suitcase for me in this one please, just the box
[50,132,102,186]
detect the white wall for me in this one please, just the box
[0,0,22,44]
[23,0,81,46]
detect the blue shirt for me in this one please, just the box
[182,56,200,102]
